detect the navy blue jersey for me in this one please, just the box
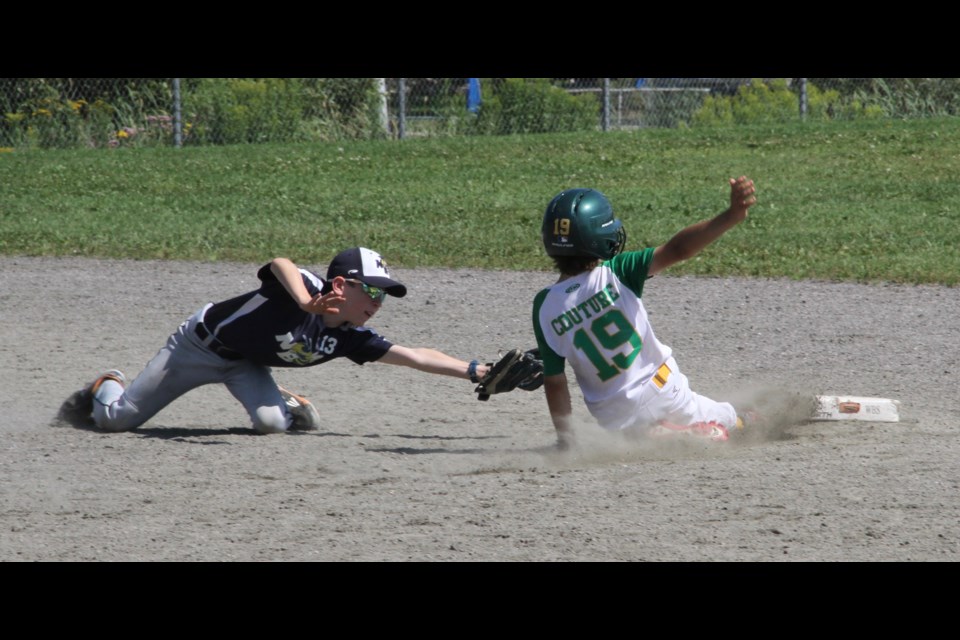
[201,263,393,367]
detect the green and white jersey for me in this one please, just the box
[532,248,671,428]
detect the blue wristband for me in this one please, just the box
[468,359,480,383]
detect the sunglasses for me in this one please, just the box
[345,279,386,303]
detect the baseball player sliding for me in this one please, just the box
[532,177,759,450]
[59,247,540,433]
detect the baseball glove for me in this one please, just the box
[475,348,544,401]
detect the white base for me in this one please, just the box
[811,395,901,422]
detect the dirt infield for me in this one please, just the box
[2,256,958,561]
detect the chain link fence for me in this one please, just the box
[3,78,959,149]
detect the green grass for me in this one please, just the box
[2,117,959,285]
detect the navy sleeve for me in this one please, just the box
[346,332,394,364]
[256,262,276,282]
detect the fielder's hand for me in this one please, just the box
[475,348,544,401]
[301,291,346,315]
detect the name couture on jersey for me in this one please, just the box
[549,282,621,336]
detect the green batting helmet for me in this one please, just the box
[542,188,626,260]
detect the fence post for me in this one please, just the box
[798,77,807,120]
[398,78,407,140]
[377,78,389,136]
[602,78,610,132]
[172,78,182,148]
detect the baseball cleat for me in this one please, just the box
[56,370,126,427]
[279,386,321,431]
[735,409,764,432]
[90,370,126,396]
[650,420,730,442]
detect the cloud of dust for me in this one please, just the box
[534,383,822,467]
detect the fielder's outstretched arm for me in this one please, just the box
[379,345,491,380]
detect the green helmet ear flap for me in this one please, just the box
[542,188,625,260]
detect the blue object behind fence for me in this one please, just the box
[467,78,481,113]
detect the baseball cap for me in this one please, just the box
[326,247,407,298]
